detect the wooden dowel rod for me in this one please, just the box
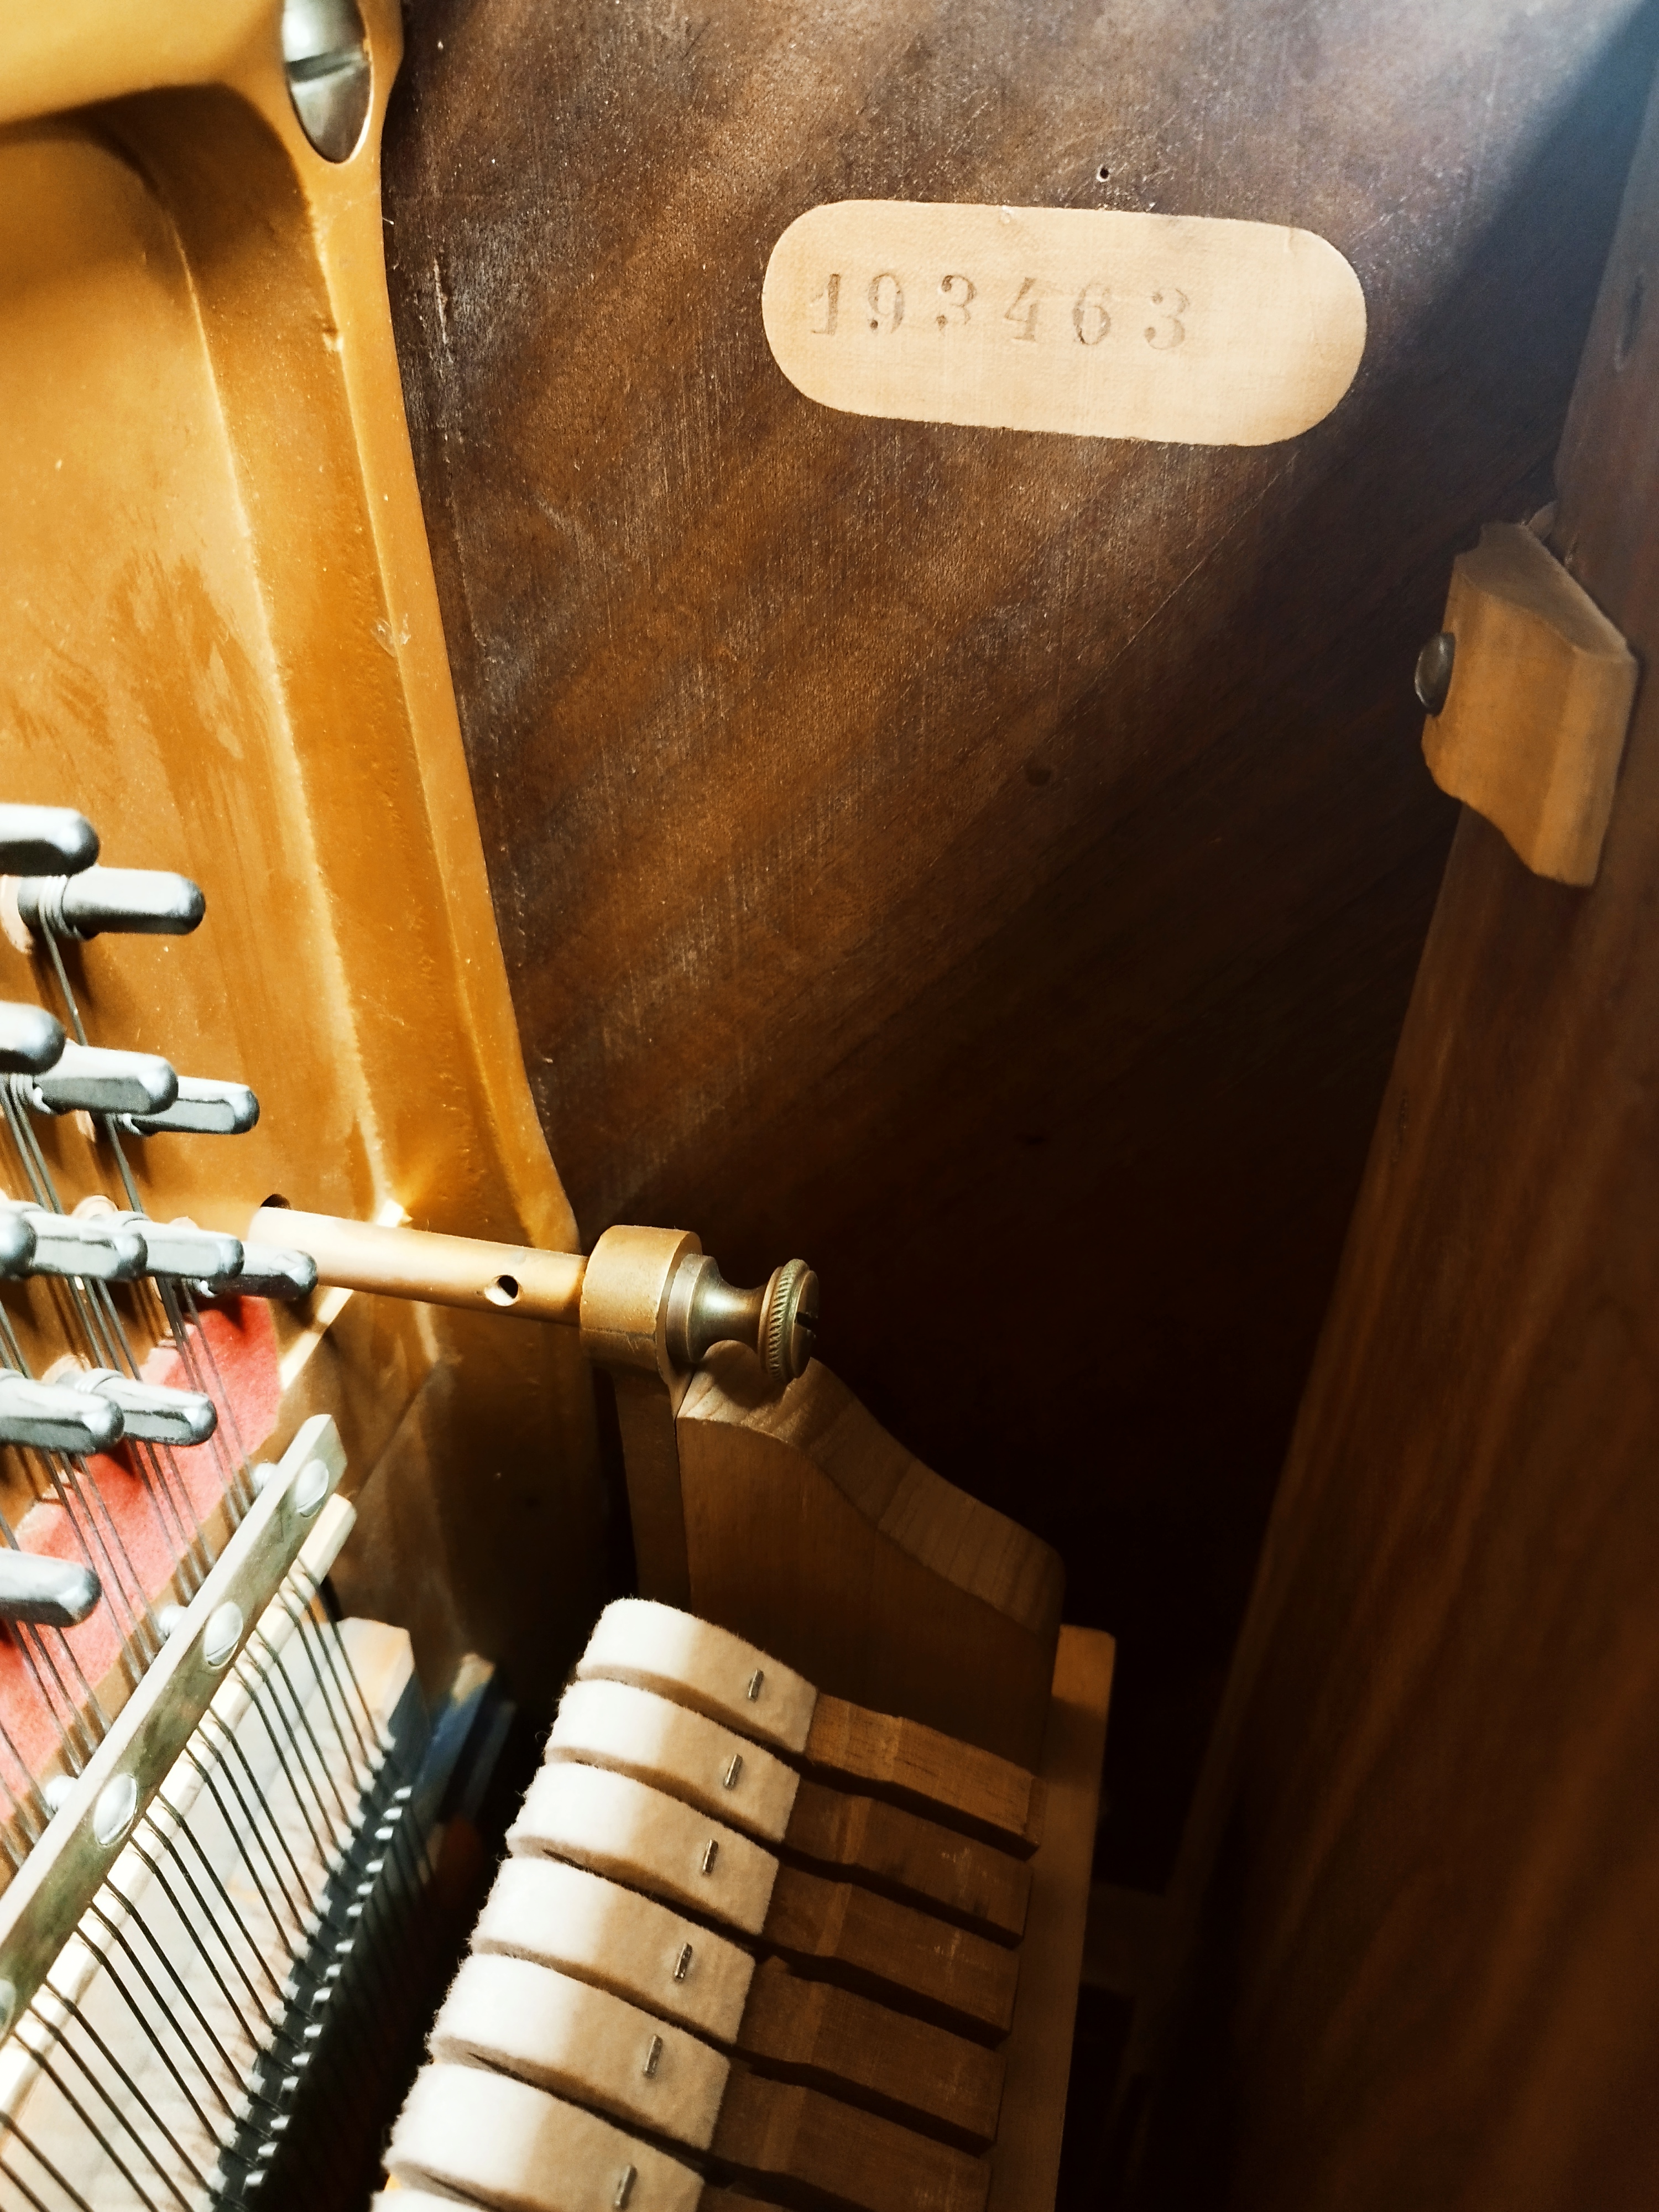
[249,1206,586,1324]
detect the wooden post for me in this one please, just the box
[579,1225,701,1608]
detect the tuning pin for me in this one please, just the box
[204,1243,319,1302]
[0,807,98,879]
[69,1369,217,1447]
[4,1206,146,1282]
[118,1076,259,1138]
[0,1004,64,1076]
[19,1042,177,1118]
[0,1371,124,1453]
[15,867,204,941]
[85,1210,242,1282]
[0,1210,35,1277]
[0,1552,100,1627]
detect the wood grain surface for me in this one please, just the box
[985,1626,1114,2212]
[380,0,1659,1874]
[803,1694,1041,1853]
[711,2065,989,2212]
[677,1351,1063,1767]
[785,1776,1031,1940]
[765,1864,1020,2039]
[735,1957,1007,2151]
[1135,64,1659,2211]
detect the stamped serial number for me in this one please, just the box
[809,271,1189,351]
[761,202,1365,445]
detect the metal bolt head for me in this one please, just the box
[294,1457,331,1519]
[282,0,372,163]
[203,1601,246,1671]
[92,1772,139,1848]
[1415,630,1457,716]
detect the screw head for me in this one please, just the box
[203,1601,245,1670]
[1415,630,1457,716]
[282,0,372,163]
[93,1772,138,1848]
[294,1457,331,1518]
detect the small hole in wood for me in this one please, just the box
[260,1193,291,1209]
[487,1275,521,1307]
[1616,269,1645,370]
[1096,164,1112,182]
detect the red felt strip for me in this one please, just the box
[0,1297,284,1791]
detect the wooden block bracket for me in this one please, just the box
[1422,520,1639,886]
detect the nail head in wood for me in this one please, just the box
[1414,629,1455,714]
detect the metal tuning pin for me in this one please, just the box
[87,1211,243,1284]
[20,1041,178,1118]
[0,805,98,879]
[210,1242,319,1302]
[67,1369,217,1448]
[0,1371,124,1454]
[14,865,205,941]
[664,1251,820,1383]
[0,1552,100,1629]
[0,1209,35,1277]
[119,1075,259,1138]
[0,1002,65,1076]
[6,1206,147,1282]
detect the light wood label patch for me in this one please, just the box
[762,201,1365,446]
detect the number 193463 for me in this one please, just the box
[810,271,1188,350]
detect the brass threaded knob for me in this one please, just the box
[757,1259,818,1384]
[664,1250,819,1383]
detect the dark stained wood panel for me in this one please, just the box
[379,0,1659,1877]
[1138,71,1659,2210]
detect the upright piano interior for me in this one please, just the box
[1,2,1657,2207]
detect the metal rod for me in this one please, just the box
[247,1207,586,1324]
